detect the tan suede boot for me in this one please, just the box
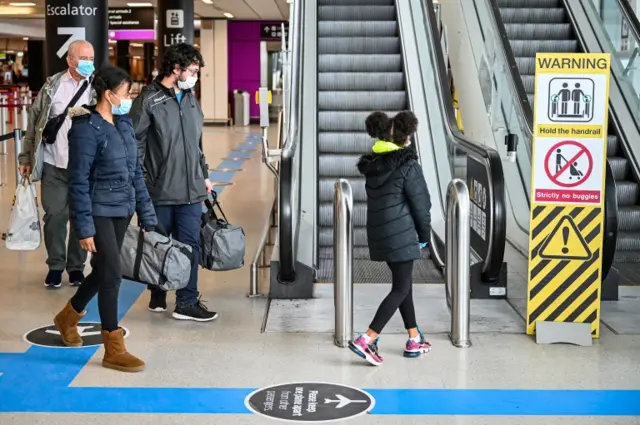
[102,329,145,373]
[53,302,86,347]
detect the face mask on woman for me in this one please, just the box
[109,93,132,115]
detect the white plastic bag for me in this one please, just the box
[5,177,41,251]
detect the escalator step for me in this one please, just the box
[527,94,534,106]
[318,21,398,37]
[319,91,407,111]
[504,23,572,40]
[607,134,619,156]
[319,177,368,202]
[319,154,362,177]
[319,0,394,5]
[316,255,443,284]
[318,37,400,54]
[319,111,400,131]
[515,57,535,75]
[318,6,395,21]
[318,72,405,91]
[616,181,640,206]
[319,132,375,154]
[319,246,371,260]
[617,206,640,231]
[319,54,403,72]
[608,157,629,180]
[521,75,534,94]
[508,40,578,56]
[319,226,369,247]
[499,8,567,24]
[616,231,640,252]
[497,0,562,7]
[319,201,368,226]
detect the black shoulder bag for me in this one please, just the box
[42,80,89,145]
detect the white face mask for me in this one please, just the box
[177,75,198,90]
[151,70,158,78]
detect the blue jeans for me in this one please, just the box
[150,203,201,307]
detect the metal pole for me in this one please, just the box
[445,178,472,348]
[333,178,353,348]
[14,128,23,188]
[21,96,28,131]
[0,96,7,155]
[13,103,19,131]
[249,196,277,298]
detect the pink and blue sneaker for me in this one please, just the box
[404,330,432,358]
[349,335,383,366]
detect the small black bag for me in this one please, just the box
[42,80,89,144]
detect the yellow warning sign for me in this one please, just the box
[538,215,592,261]
[527,53,611,338]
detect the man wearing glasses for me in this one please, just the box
[131,43,217,322]
[19,40,96,289]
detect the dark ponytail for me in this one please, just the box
[92,65,132,101]
[365,111,392,141]
[391,111,418,144]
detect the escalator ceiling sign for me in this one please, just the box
[526,53,611,339]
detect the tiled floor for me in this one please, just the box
[0,126,639,423]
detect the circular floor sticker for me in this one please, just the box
[245,382,375,422]
[24,322,129,348]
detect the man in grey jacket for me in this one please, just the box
[130,43,217,322]
[19,40,96,289]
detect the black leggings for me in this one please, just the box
[369,260,417,334]
[70,217,129,332]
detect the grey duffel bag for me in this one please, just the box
[120,225,192,291]
[200,198,245,271]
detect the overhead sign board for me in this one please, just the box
[526,53,611,339]
[108,7,155,30]
[261,23,289,41]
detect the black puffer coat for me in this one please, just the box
[357,147,432,263]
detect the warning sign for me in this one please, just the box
[527,53,610,338]
[538,215,592,261]
[533,138,603,204]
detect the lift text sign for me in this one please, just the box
[526,53,610,338]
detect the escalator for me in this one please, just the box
[272,0,508,299]
[315,0,443,284]
[490,0,636,285]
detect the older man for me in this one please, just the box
[19,40,96,289]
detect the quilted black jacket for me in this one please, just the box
[357,147,431,263]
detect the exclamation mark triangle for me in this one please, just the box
[538,215,592,261]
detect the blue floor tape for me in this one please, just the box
[2,132,640,416]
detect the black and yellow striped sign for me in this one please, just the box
[527,53,611,338]
[527,205,603,336]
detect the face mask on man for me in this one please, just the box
[177,75,198,90]
[151,70,159,78]
[75,60,95,78]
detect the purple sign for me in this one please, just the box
[108,29,155,41]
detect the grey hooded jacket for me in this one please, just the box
[18,70,97,181]
[130,80,208,206]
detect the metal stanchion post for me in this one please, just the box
[333,179,354,348]
[21,96,27,131]
[14,128,23,188]
[445,179,472,348]
[0,96,7,155]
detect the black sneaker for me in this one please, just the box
[44,270,63,289]
[172,297,218,322]
[148,291,167,312]
[68,271,84,287]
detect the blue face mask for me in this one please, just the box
[76,60,94,78]
[110,94,132,115]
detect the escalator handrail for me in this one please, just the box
[484,0,534,129]
[423,0,507,280]
[278,0,304,282]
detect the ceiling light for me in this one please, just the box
[201,0,214,4]
[22,37,29,40]
[126,2,152,6]
[131,43,143,47]
[9,2,36,6]
[223,12,234,18]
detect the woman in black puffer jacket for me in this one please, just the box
[349,111,432,366]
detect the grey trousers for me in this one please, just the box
[41,163,87,272]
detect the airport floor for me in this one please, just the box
[0,125,639,424]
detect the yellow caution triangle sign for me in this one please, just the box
[539,215,592,261]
